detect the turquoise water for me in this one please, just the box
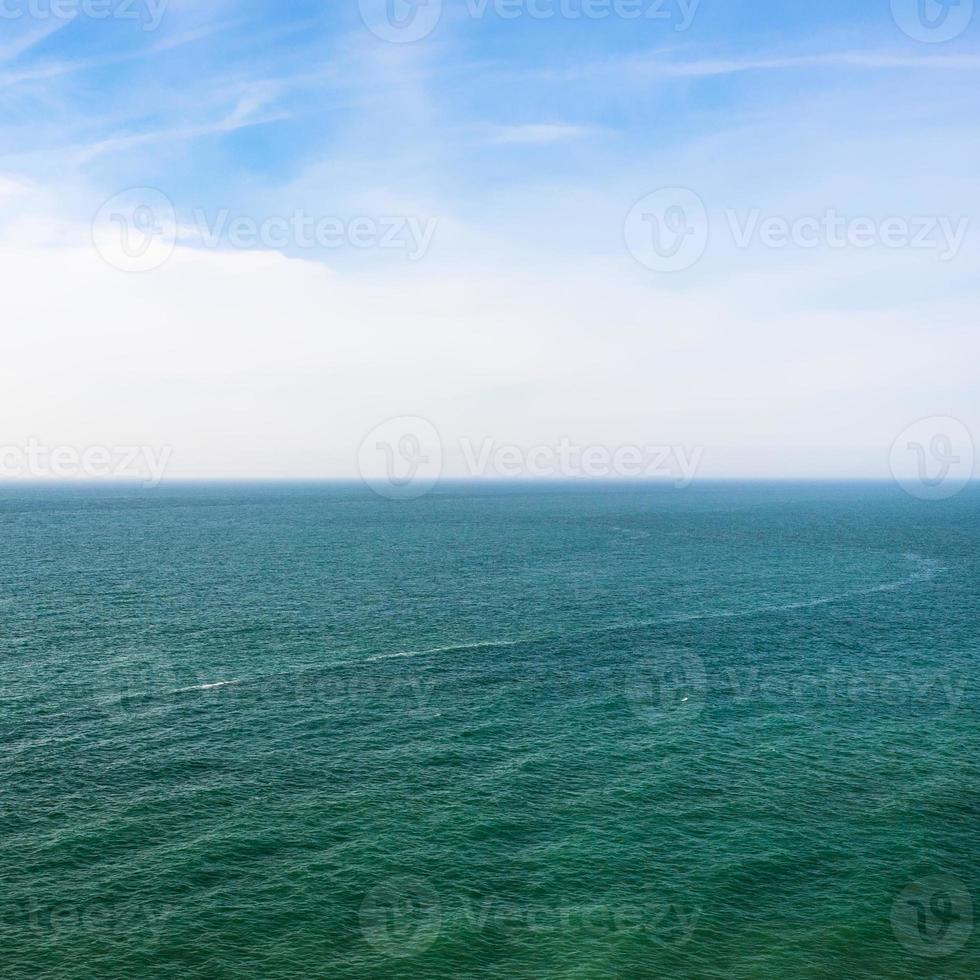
[1,481,977,978]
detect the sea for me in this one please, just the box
[1,481,977,978]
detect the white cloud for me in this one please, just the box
[1,229,976,480]
[0,175,29,198]
[2,12,978,482]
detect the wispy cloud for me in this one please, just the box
[0,16,76,64]
[0,16,242,88]
[72,102,295,164]
[490,123,600,145]
[528,48,980,84]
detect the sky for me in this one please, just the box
[0,0,978,482]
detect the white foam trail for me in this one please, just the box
[174,680,242,693]
[205,555,941,685]
[365,639,523,663]
[356,553,944,664]
[624,553,943,624]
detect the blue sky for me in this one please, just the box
[6,0,978,228]
[1,0,978,479]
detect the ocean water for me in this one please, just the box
[1,481,977,979]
